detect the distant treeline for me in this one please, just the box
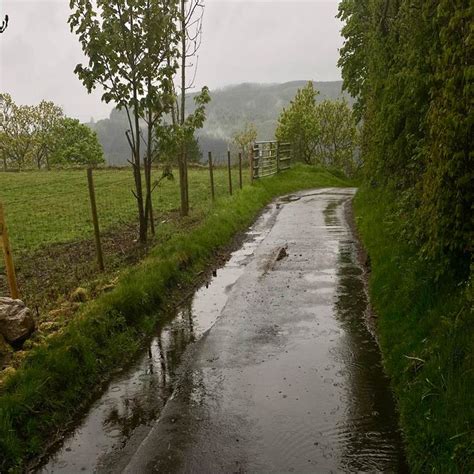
[0,93,103,171]
[87,81,349,165]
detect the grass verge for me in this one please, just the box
[354,186,473,473]
[0,165,350,471]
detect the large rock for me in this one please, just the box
[0,297,35,344]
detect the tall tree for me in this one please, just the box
[275,82,320,165]
[69,0,180,242]
[337,0,472,273]
[50,118,104,166]
[32,100,64,170]
[275,85,358,174]
[316,99,358,175]
[173,0,206,216]
[0,93,35,170]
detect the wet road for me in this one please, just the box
[42,189,407,473]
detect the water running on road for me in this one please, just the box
[40,203,279,473]
[41,189,407,473]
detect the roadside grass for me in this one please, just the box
[354,187,473,473]
[0,165,351,471]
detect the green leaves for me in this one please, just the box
[156,86,211,163]
[0,94,103,169]
[69,0,182,241]
[0,94,65,170]
[50,118,104,166]
[184,86,211,134]
[275,82,320,165]
[338,0,472,275]
[69,0,180,119]
[275,82,358,174]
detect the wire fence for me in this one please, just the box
[0,143,291,308]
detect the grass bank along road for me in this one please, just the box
[44,189,407,473]
[1,166,352,471]
[354,188,474,472]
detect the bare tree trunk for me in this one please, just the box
[179,0,189,217]
[145,103,155,236]
[132,88,147,243]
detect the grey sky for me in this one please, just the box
[0,0,343,121]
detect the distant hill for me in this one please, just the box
[88,81,348,165]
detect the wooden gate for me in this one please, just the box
[252,141,291,180]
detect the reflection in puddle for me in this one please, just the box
[40,205,279,473]
[326,199,408,472]
[121,192,407,474]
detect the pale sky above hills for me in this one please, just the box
[0,0,343,121]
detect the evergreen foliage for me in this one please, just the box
[339,2,473,470]
[338,0,473,275]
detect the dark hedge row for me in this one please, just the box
[338,0,472,277]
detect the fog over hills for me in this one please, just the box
[88,81,348,166]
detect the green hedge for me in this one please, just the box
[354,186,473,473]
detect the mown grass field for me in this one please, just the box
[0,166,233,254]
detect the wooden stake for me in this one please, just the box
[250,145,254,184]
[208,152,215,201]
[0,202,19,299]
[148,196,155,236]
[87,168,105,272]
[276,141,280,172]
[238,152,243,190]
[227,150,233,196]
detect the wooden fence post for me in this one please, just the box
[250,145,254,185]
[238,153,243,190]
[208,152,215,201]
[0,202,19,299]
[148,195,155,236]
[87,168,105,272]
[227,150,233,196]
[276,141,280,172]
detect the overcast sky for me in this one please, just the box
[0,0,343,121]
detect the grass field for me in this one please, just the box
[0,166,232,254]
[0,166,240,310]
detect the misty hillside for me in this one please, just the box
[89,80,348,165]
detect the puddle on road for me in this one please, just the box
[121,193,407,473]
[325,198,408,471]
[39,205,279,473]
